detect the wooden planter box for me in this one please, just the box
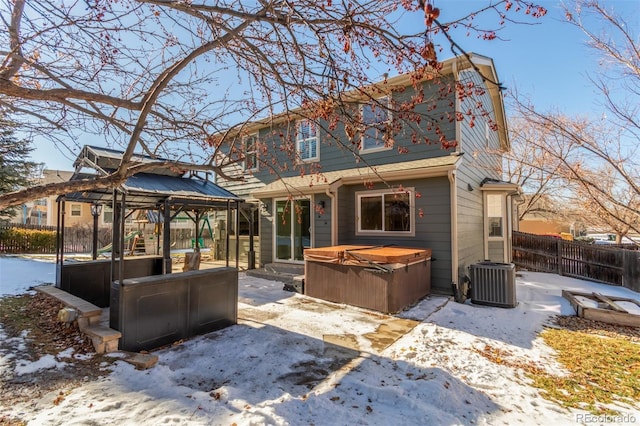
[304,246,432,313]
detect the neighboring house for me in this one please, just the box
[518,194,585,237]
[16,169,125,229]
[216,53,522,294]
[15,169,77,227]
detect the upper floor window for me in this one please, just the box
[356,188,414,235]
[243,134,258,171]
[296,119,319,162]
[70,204,82,217]
[361,96,392,153]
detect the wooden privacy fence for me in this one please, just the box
[0,223,94,254]
[0,223,216,254]
[512,231,640,292]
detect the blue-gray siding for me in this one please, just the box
[455,69,504,278]
[336,177,452,294]
[220,66,508,295]
[242,77,458,185]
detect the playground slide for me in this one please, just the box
[97,231,141,254]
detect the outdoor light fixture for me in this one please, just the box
[260,201,269,214]
[317,200,325,209]
[90,202,103,217]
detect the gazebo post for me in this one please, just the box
[248,205,255,270]
[55,197,64,288]
[235,201,240,269]
[90,202,102,260]
[156,207,161,255]
[226,200,230,268]
[194,210,201,252]
[110,190,118,286]
[163,199,172,274]
[118,192,126,285]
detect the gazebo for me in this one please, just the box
[54,145,248,351]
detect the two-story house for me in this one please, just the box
[217,53,521,295]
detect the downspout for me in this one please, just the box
[448,169,459,289]
[325,180,342,246]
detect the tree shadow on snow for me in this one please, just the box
[151,322,502,425]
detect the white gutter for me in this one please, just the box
[448,169,459,287]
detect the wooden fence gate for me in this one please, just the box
[512,231,640,292]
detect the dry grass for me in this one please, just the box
[533,326,639,415]
[477,315,640,415]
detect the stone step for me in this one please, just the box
[264,262,305,275]
[121,351,159,370]
[245,268,297,285]
[36,285,104,329]
[35,286,125,354]
[84,324,122,354]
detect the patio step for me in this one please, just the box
[246,263,304,287]
[83,324,121,354]
[36,285,121,353]
[264,262,305,275]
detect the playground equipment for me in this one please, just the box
[97,231,142,255]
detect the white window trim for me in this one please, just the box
[296,119,319,162]
[485,193,506,242]
[356,188,415,237]
[242,133,259,171]
[360,96,392,154]
[70,203,82,217]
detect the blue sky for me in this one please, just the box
[30,0,639,171]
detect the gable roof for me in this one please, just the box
[40,170,74,184]
[73,145,187,177]
[220,53,508,150]
[252,155,461,198]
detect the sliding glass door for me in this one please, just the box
[275,199,311,261]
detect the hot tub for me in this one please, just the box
[304,245,431,313]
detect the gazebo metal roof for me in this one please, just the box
[63,171,243,209]
[62,145,243,208]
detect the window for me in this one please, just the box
[357,189,414,235]
[487,194,503,237]
[103,206,113,223]
[70,204,82,217]
[243,134,258,171]
[296,120,318,161]
[361,96,391,153]
[101,206,134,224]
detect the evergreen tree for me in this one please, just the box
[0,118,40,222]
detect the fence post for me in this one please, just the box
[623,250,640,292]
[556,238,564,276]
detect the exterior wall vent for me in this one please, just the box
[470,262,517,308]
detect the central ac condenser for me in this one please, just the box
[470,262,517,308]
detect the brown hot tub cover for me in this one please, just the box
[303,245,432,313]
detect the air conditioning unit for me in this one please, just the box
[470,262,517,308]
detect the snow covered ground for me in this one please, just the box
[0,256,57,296]
[1,256,639,425]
